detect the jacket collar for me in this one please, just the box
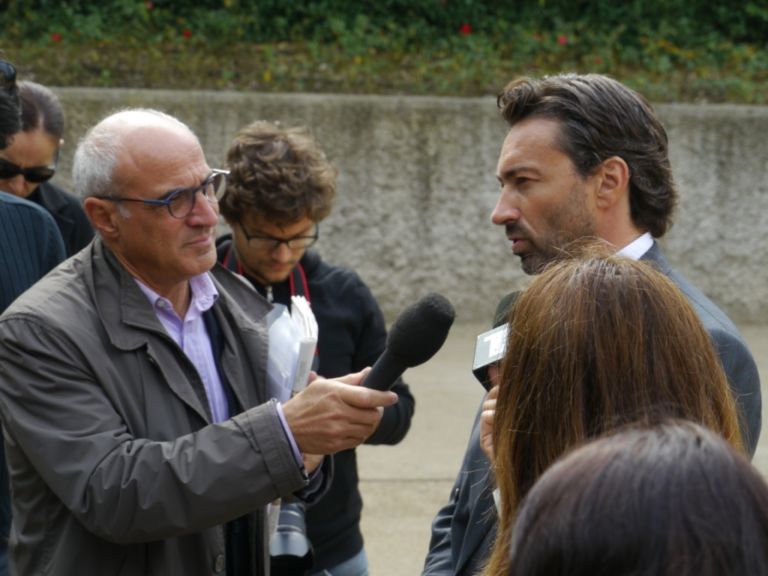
[30,182,68,213]
[30,181,78,230]
[85,238,271,422]
[85,240,171,350]
[88,238,270,351]
[639,240,671,273]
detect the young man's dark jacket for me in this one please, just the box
[218,237,415,571]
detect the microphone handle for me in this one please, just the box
[362,351,406,391]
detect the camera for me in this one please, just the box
[270,501,315,575]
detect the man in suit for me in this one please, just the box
[422,73,762,576]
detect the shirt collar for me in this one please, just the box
[134,273,219,318]
[616,232,653,261]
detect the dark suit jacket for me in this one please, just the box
[421,241,762,576]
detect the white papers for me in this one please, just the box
[265,297,318,402]
[289,296,318,393]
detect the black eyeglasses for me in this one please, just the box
[239,223,319,251]
[0,157,56,183]
[95,169,229,219]
[0,61,16,91]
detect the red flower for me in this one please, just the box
[145,1,154,9]
[557,34,568,45]
[182,28,193,39]
[51,33,62,42]
[459,23,472,36]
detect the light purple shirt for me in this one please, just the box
[135,274,318,485]
[135,274,229,423]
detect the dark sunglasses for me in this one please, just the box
[0,61,16,91]
[0,157,56,183]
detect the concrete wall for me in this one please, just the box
[51,88,768,324]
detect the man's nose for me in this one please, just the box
[490,190,520,226]
[188,189,219,226]
[271,242,294,262]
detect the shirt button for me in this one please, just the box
[214,554,225,573]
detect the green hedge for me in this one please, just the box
[5,0,767,48]
[2,1,766,102]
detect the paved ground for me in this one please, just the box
[355,322,768,575]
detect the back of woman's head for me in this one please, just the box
[486,242,743,575]
[18,80,65,139]
[494,243,742,505]
[510,420,768,576]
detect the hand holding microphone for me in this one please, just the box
[284,292,455,455]
[283,369,397,455]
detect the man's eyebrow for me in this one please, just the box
[496,164,539,183]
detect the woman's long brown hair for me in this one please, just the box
[483,245,743,576]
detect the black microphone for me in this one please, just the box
[363,292,455,391]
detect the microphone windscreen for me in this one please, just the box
[387,292,455,367]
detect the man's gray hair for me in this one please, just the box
[73,108,198,202]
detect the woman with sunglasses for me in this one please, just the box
[0,81,93,255]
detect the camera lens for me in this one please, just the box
[270,502,314,574]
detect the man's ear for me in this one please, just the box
[83,197,120,239]
[593,156,630,210]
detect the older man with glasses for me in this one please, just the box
[0,108,399,576]
[216,120,414,576]
[0,58,66,576]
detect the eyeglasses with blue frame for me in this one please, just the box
[94,169,229,219]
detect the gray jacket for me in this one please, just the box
[0,239,319,576]
[422,241,762,576]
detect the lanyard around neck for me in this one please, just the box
[222,241,311,302]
